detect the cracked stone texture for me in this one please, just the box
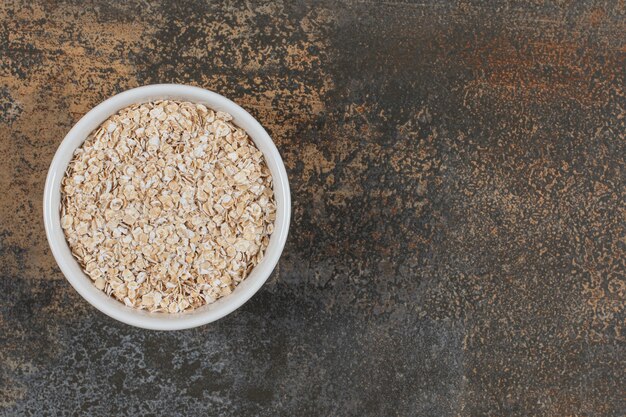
[1,1,624,416]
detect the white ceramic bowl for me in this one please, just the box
[43,84,290,330]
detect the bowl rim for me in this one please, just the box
[43,84,290,330]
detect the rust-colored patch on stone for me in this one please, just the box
[459,35,624,106]
[588,7,606,27]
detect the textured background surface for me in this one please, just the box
[1,1,625,416]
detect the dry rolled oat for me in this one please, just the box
[61,100,276,313]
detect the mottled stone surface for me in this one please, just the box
[1,1,624,416]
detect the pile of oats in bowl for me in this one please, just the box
[60,100,276,313]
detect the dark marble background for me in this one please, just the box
[1,1,624,416]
